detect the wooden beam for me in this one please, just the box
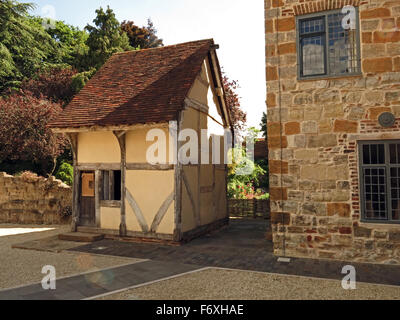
[212,164,217,220]
[51,122,169,134]
[66,133,79,232]
[76,163,174,171]
[150,192,174,233]
[95,170,101,228]
[76,163,121,171]
[126,189,149,233]
[100,200,121,208]
[113,131,127,237]
[196,109,201,228]
[182,169,201,227]
[174,113,183,242]
[126,163,175,171]
[108,170,114,202]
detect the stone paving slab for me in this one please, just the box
[0,260,201,300]
[70,220,400,287]
[11,235,89,253]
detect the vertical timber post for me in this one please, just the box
[174,114,183,242]
[114,131,127,237]
[95,170,101,228]
[67,133,79,232]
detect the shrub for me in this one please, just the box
[0,92,68,176]
[55,162,73,186]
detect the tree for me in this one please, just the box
[121,18,163,49]
[144,19,163,48]
[0,92,68,175]
[227,128,267,199]
[260,112,267,140]
[42,19,89,71]
[85,6,132,70]
[222,73,247,131]
[0,0,63,92]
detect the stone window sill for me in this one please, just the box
[359,221,400,230]
[297,73,363,82]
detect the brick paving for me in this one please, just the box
[71,219,400,287]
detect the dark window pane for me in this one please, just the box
[363,145,370,164]
[378,144,385,164]
[114,170,122,201]
[397,145,400,165]
[390,144,400,164]
[370,145,378,164]
[390,144,397,164]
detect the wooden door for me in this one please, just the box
[79,172,96,227]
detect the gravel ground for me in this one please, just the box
[0,224,140,290]
[99,268,400,300]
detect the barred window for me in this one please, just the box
[101,170,121,201]
[359,141,400,224]
[297,8,361,79]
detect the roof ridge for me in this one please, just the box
[113,38,214,56]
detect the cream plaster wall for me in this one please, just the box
[77,132,121,163]
[125,170,175,235]
[126,127,172,164]
[100,207,120,230]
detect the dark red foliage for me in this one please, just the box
[20,67,78,104]
[0,92,68,172]
[222,74,247,131]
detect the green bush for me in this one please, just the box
[55,162,73,186]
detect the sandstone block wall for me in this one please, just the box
[266,0,400,264]
[0,172,72,225]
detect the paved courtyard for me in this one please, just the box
[72,219,400,287]
[0,220,399,300]
[0,224,139,290]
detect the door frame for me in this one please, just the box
[79,171,97,227]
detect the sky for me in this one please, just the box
[31,0,266,131]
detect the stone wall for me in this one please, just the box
[266,0,400,264]
[0,172,72,225]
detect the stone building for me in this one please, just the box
[265,0,400,263]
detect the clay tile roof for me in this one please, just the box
[49,39,215,129]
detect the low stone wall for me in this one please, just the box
[0,172,72,225]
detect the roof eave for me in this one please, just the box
[50,122,171,134]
